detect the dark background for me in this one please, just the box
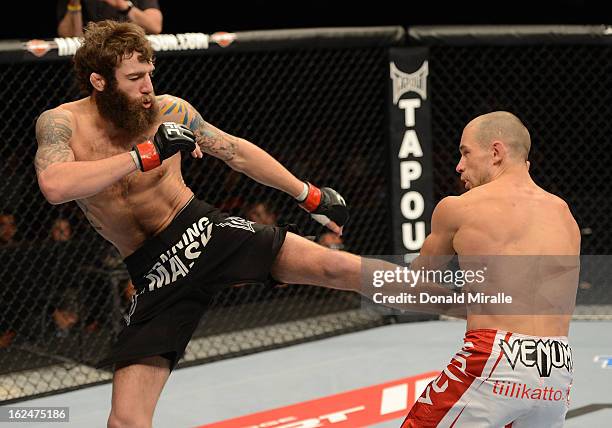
[2,0,610,40]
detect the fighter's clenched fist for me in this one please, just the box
[132,122,196,172]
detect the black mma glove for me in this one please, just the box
[132,122,196,172]
[297,182,349,229]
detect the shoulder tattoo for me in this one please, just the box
[35,109,74,173]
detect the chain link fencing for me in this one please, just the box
[0,46,392,402]
[428,44,612,318]
[1,36,610,403]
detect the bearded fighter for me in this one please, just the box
[35,20,363,427]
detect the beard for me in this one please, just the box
[95,81,159,140]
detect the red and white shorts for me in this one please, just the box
[401,329,573,428]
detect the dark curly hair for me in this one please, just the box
[73,20,154,94]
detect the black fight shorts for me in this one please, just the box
[97,198,289,370]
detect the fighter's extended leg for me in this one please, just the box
[107,356,171,428]
[270,232,361,292]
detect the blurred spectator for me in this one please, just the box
[218,196,244,215]
[0,154,34,215]
[50,218,73,242]
[124,279,136,301]
[0,213,17,246]
[52,306,79,334]
[0,214,32,350]
[245,201,278,225]
[218,170,245,215]
[57,0,163,37]
[101,246,124,269]
[47,288,83,338]
[318,231,344,250]
[0,330,16,349]
[45,287,106,338]
[115,279,136,311]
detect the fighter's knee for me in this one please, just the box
[107,411,151,428]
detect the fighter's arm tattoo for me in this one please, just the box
[157,94,239,162]
[34,109,75,174]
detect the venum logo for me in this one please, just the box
[390,60,429,252]
[500,338,573,377]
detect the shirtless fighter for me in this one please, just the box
[35,21,362,427]
[401,111,580,427]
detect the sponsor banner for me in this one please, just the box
[387,48,433,258]
[147,33,209,52]
[52,33,211,57]
[593,355,612,368]
[199,372,437,428]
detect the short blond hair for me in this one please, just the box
[471,111,531,160]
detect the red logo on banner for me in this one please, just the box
[198,371,438,428]
[210,32,236,48]
[25,39,51,57]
